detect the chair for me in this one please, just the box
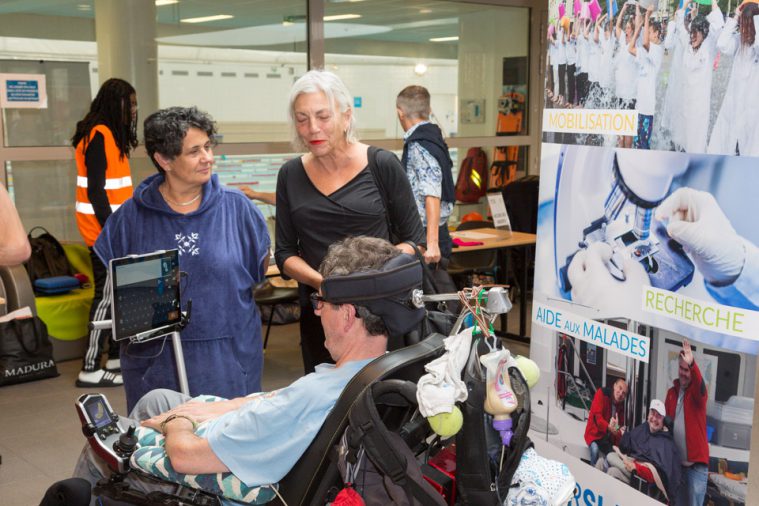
[0,264,37,315]
[254,284,299,349]
[278,332,445,504]
[447,220,498,287]
[501,175,539,299]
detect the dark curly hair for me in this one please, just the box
[143,106,217,174]
[740,3,759,48]
[71,78,137,159]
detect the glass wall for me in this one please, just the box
[0,0,542,239]
[323,0,530,142]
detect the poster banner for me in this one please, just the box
[533,1,757,504]
[0,73,48,109]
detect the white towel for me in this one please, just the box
[416,326,474,417]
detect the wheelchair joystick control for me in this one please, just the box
[75,394,131,473]
[114,425,137,459]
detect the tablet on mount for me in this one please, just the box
[109,249,182,342]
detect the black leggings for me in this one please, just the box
[298,291,334,374]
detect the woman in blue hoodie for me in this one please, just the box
[95,107,270,411]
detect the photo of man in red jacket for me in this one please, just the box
[584,377,628,467]
[665,338,709,506]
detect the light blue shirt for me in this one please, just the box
[205,358,373,486]
[403,121,453,227]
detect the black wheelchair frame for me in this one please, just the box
[89,333,447,505]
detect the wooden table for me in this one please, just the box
[265,263,280,278]
[450,228,537,342]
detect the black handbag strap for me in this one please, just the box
[367,146,399,244]
[405,241,443,295]
[27,226,51,240]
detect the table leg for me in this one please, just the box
[520,245,529,340]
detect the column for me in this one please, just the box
[94,0,159,130]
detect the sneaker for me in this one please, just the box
[76,369,123,388]
[105,359,121,372]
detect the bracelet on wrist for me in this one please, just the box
[160,414,197,435]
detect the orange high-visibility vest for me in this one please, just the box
[75,124,133,246]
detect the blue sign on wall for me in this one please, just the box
[354,96,362,108]
[6,80,39,102]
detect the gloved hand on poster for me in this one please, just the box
[568,242,650,313]
[655,188,746,286]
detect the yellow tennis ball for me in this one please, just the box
[427,406,463,437]
[515,355,540,389]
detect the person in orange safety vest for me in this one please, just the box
[71,78,138,388]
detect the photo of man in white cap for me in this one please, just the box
[604,399,683,501]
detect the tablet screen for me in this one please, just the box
[109,250,181,341]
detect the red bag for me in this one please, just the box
[454,147,488,203]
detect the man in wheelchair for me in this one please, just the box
[66,236,425,505]
[603,399,683,502]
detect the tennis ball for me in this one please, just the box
[515,355,540,389]
[427,406,463,437]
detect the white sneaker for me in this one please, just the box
[76,369,123,388]
[105,359,121,372]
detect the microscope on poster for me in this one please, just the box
[559,150,695,293]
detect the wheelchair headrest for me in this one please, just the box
[321,253,424,336]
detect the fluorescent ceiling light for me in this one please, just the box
[155,0,179,5]
[429,36,459,42]
[157,22,390,46]
[181,14,234,24]
[392,18,457,31]
[324,14,362,21]
[414,63,428,75]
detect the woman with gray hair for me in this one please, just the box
[275,69,423,373]
[95,106,271,411]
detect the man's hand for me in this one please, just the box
[609,414,620,433]
[424,242,441,264]
[143,398,242,429]
[623,457,636,472]
[681,338,694,366]
[656,188,746,286]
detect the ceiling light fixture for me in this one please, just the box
[429,36,459,42]
[414,63,428,76]
[181,14,234,24]
[324,14,362,21]
[76,4,92,11]
[155,0,179,6]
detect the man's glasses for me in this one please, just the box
[310,292,326,310]
[310,292,360,317]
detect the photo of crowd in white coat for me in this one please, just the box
[543,0,759,156]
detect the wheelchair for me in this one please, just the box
[64,331,447,506]
[52,285,535,505]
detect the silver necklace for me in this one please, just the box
[161,186,202,206]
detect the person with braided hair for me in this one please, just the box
[72,78,138,388]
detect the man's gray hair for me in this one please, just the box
[288,69,358,152]
[319,236,400,336]
[396,85,431,121]
[144,107,216,173]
